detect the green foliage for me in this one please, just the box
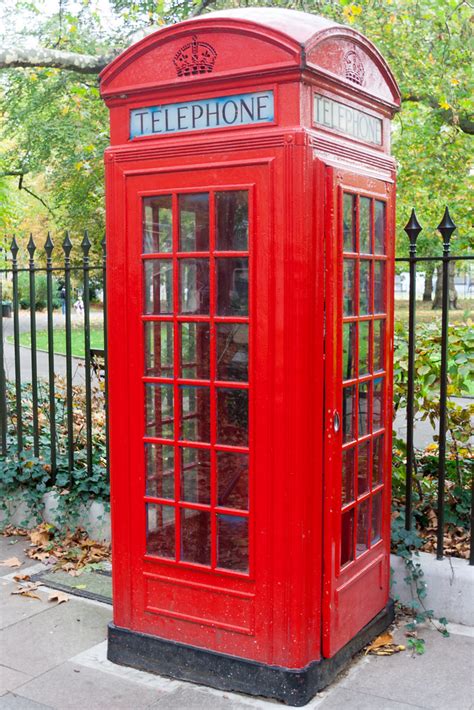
[16,272,61,310]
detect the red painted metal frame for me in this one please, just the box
[102,8,399,674]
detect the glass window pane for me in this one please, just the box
[342,447,355,504]
[358,382,369,437]
[180,323,210,380]
[144,260,173,315]
[216,257,248,316]
[373,434,384,486]
[357,440,370,496]
[217,514,248,573]
[145,444,174,499]
[343,193,356,252]
[217,323,249,382]
[342,385,355,443]
[180,385,210,442]
[359,260,371,315]
[216,191,248,251]
[356,498,369,556]
[146,504,175,558]
[180,508,210,566]
[180,447,210,504]
[373,319,385,372]
[179,193,209,252]
[217,388,248,447]
[374,201,385,255]
[341,508,354,566]
[144,322,173,378]
[143,196,172,253]
[343,322,356,381]
[374,261,385,313]
[180,259,209,314]
[145,384,174,439]
[343,259,356,316]
[371,491,383,543]
[217,451,248,510]
[359,197,371,254]
[373,377,384,431]
[358,320,371,376]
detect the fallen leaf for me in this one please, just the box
[11,582,41,600]
[366,632,405,656]
[0,557,22,568]
[48,591,69,604]
[13,574,31,582]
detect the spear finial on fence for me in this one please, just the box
[10,236,19,261]
[27,233,36,262]
[404,208,422,251]
[62,231,73,259]
[81,230,91,257]
[44,232,54,260]
[437,206,456,251]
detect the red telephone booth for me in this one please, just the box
[100,9,400,705]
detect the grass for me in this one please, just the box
[395,298,474,326]
[10,324,104,358]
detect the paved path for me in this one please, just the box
[1,536,473,710]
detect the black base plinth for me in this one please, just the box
[108,600,394,706]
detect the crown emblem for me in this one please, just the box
[173,35,217,78]
[344,50,365,86]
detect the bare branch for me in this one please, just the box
[0,47,118,74]
[189,0,218,18]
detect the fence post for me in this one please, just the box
[11,237,23,455]
[81,231,93,477]
[436,207,456,560]
[45,233,57,478]
[27,235,40,458]
[0,247,7,456]
[63,232,75,475]
[403,209,422,530]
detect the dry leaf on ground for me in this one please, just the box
[11,582,42,600]
[48,591,69,604]
[366,632,405,656]
[0,557,22,568]
[13,574,31,582]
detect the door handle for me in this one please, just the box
[333,410,340,433]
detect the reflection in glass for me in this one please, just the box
[374,201,385,255]
[180,259,209,314]
[358,320,370,376]
[357,440,370,495]
[343,322,356,381]
[217,515,248,572]
[180,323,210,380]
[356,498,369,556]
[358,382,369,437]
[181,508,210,565]
[359,260,371,315]
[359,197,371,253]
[343,193,356,252]
[145,444,174,499]
[180,386,210,442]
[216,258,248,316]
[217,388,248,446]
[216,191,248,251]
[343,259,356,316]
[342,385,355,443]
[341,508,354,566]
[144,322,173,377]
[144,260,173,314]
[373,319,385,372]
[373,377,384,431]
[145,384,174,439]
[342,447,355,504]
[143,196,172,253]
[217,451,248,510]
[373,434,384,485]
[217,324,248,382]
[179,193,209,252]
[180,447,210,504]
[146,504,175,558]
[374,261,385,313]
[371,491,382,543]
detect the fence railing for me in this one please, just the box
[0,212,472,564]
[397,207,473,565]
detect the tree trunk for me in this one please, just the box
[422,267,434,302]
[432,261,458,309]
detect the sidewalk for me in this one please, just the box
[1,535,473,710]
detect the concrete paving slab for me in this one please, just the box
[0,538,31,569]
[0,694,52,709]
[316,687,425,709]
[0,666,32,696]
[346,625,474,709]
[15,661,162,710]
[0,595,111,676]
[0,581,52,630]
[149,686,262,710]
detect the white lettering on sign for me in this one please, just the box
[314,94,382,146]
[130,91,274,138]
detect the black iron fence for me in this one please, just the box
[0,213,472,563]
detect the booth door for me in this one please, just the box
[322,167,394,657]
[111,161,273,662]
